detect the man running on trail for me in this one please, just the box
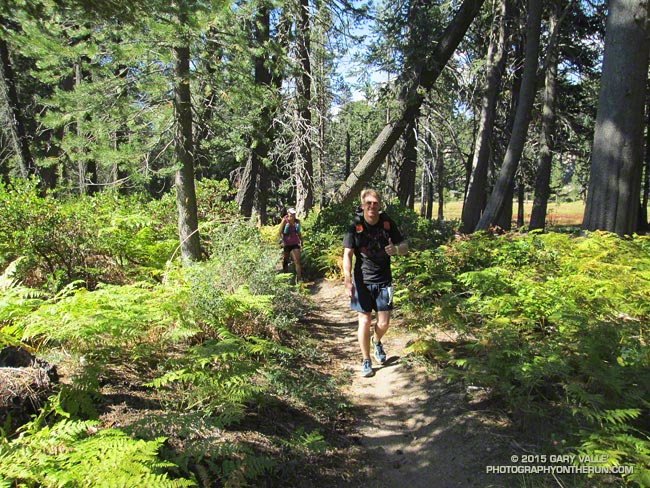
[342,189,409,377]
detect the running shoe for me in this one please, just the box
[360,359,373,377]
[372,337,387,364]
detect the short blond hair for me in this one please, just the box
[360,189,381,204]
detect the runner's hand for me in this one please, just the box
[385,238,397,256]
[345,280,354,298]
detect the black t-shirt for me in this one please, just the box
[342,213,404,284]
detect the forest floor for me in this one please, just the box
[302,278,531,488]
[89,277,564,487]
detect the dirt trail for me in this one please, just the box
[308,279,517,488]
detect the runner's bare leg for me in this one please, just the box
[358,312,373,360]
[374,310,391,343]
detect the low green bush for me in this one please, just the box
[0,180,178,290]
[1,224,303,486]
[0,417,194,488]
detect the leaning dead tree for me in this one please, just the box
[331,0,486,205]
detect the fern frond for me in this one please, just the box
[0,419,195,487]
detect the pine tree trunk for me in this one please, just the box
[436,137,445,221]
[237,7,270,218]
[258,164,269,225]
[530,4,560,231]
[399,118,417,208]
[516,180,525,228]
[0,38,37,182]
[332,0,486,205]
[295,0,314,215]
[425,128,434,220]
[237,3,287,219]
[495,183,513,229]
[173,44,201,263]
[476,0,542,231]
[640,97,650,232]
[460,0,509,233]
[345,128,351,178]
[236,155,258,218]
[582,0,650,235]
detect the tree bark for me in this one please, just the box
[173,44,201,263]
[582,0,650,236]
[331,0,486,205]
[295,0,314,216]
[530,2,560,231]
[516,179,525,228]
[640,93,650,232]
[400,118,417,208]
[476,0,542,231]
[345,127,351,178]
[0,38,37,182]
[436,138,445,221]
[425,127,434,220]
[388,115,417,207]
[460,0,509,233]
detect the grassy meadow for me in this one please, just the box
[430,200,586,227]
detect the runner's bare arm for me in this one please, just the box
[343,247,355,298]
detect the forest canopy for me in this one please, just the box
[4,0,643,242]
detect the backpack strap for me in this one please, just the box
[352,213,391,250]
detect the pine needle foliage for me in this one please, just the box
[398,231,650,483]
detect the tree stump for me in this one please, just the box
[0,346,58,428]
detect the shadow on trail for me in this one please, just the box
[306,279,519,488]
[352,361,517,488]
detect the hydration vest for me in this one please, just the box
[353,212,391,256]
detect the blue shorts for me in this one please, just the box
[350,281,394,313]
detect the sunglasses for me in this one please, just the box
[364,201,380,208]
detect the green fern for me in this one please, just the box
[0,258,47,348]
[278,427,328,454]
[0,419,195,487]
[126,412,276,487]
[146,327,291,418]
[21,281,192,361]
[403,231,650,484]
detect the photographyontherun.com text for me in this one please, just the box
[486,454,634,475]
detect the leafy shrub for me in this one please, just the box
[189,219,307,339]
[202,220,279,295]
[383,200,456,250]
[0,180,177,290]
[146,178,239,256]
